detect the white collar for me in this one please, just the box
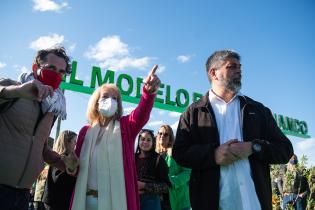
[209,89,243,104]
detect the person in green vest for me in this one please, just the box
[156,124,191,210]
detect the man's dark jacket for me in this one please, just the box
[172,92,293,210]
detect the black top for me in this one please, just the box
[42,166,76,210]
[135,152,171,195]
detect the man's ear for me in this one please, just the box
[208,68,217,81]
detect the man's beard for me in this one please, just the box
[218,74,242,93]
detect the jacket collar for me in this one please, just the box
[195,90,254,110]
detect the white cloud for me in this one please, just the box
[29,34,64,50]
[85,35,152,71]
[33,0,68,12]
[99,57,151,71]
[86,36,128,61]
[168,111,181,118]
[0,62,6,69]
[147,120,164,127]
[177,55,191,63]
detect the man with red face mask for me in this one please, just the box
[0,47,76,210]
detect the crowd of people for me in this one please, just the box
[0,47,313,210]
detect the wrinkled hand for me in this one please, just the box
[229,141,252,160]
[17,79,54,101]
[214,139,239,165]
[143,65,161,94]
[62,151,79,175]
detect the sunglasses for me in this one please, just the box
[157,132,169,137]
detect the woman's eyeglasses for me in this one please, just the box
[157,132,169,137]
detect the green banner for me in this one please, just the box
[60,61,310,139]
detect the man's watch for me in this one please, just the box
[252,142,262,153]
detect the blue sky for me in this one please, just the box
[1,0,314,165]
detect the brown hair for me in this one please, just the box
[53,130,77,155]
[34,46,72,74]
[136,129,156,155]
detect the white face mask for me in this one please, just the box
[98,97,118,117]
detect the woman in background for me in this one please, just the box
[42,130,78,210]
[156,125,191,210]
[135,129,171,210]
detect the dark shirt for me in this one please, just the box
[135,152,171,195]
[42,167,76,210]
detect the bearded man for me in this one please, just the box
[173,49,293,210]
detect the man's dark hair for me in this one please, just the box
[34,46,71,74]
[205,49,240,83]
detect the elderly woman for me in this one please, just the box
[156,125,191,210]
[71,65,160,210]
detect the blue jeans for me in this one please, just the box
[0,184,30,210]
[140,194,161,210]
[282,194,307,210]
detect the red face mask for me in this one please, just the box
[38,69,62,90]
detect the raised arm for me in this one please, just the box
[122,65,160,137]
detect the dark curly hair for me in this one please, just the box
[34,46,72,74]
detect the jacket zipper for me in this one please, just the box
[241,103,247,140]
[17,135,35,187]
